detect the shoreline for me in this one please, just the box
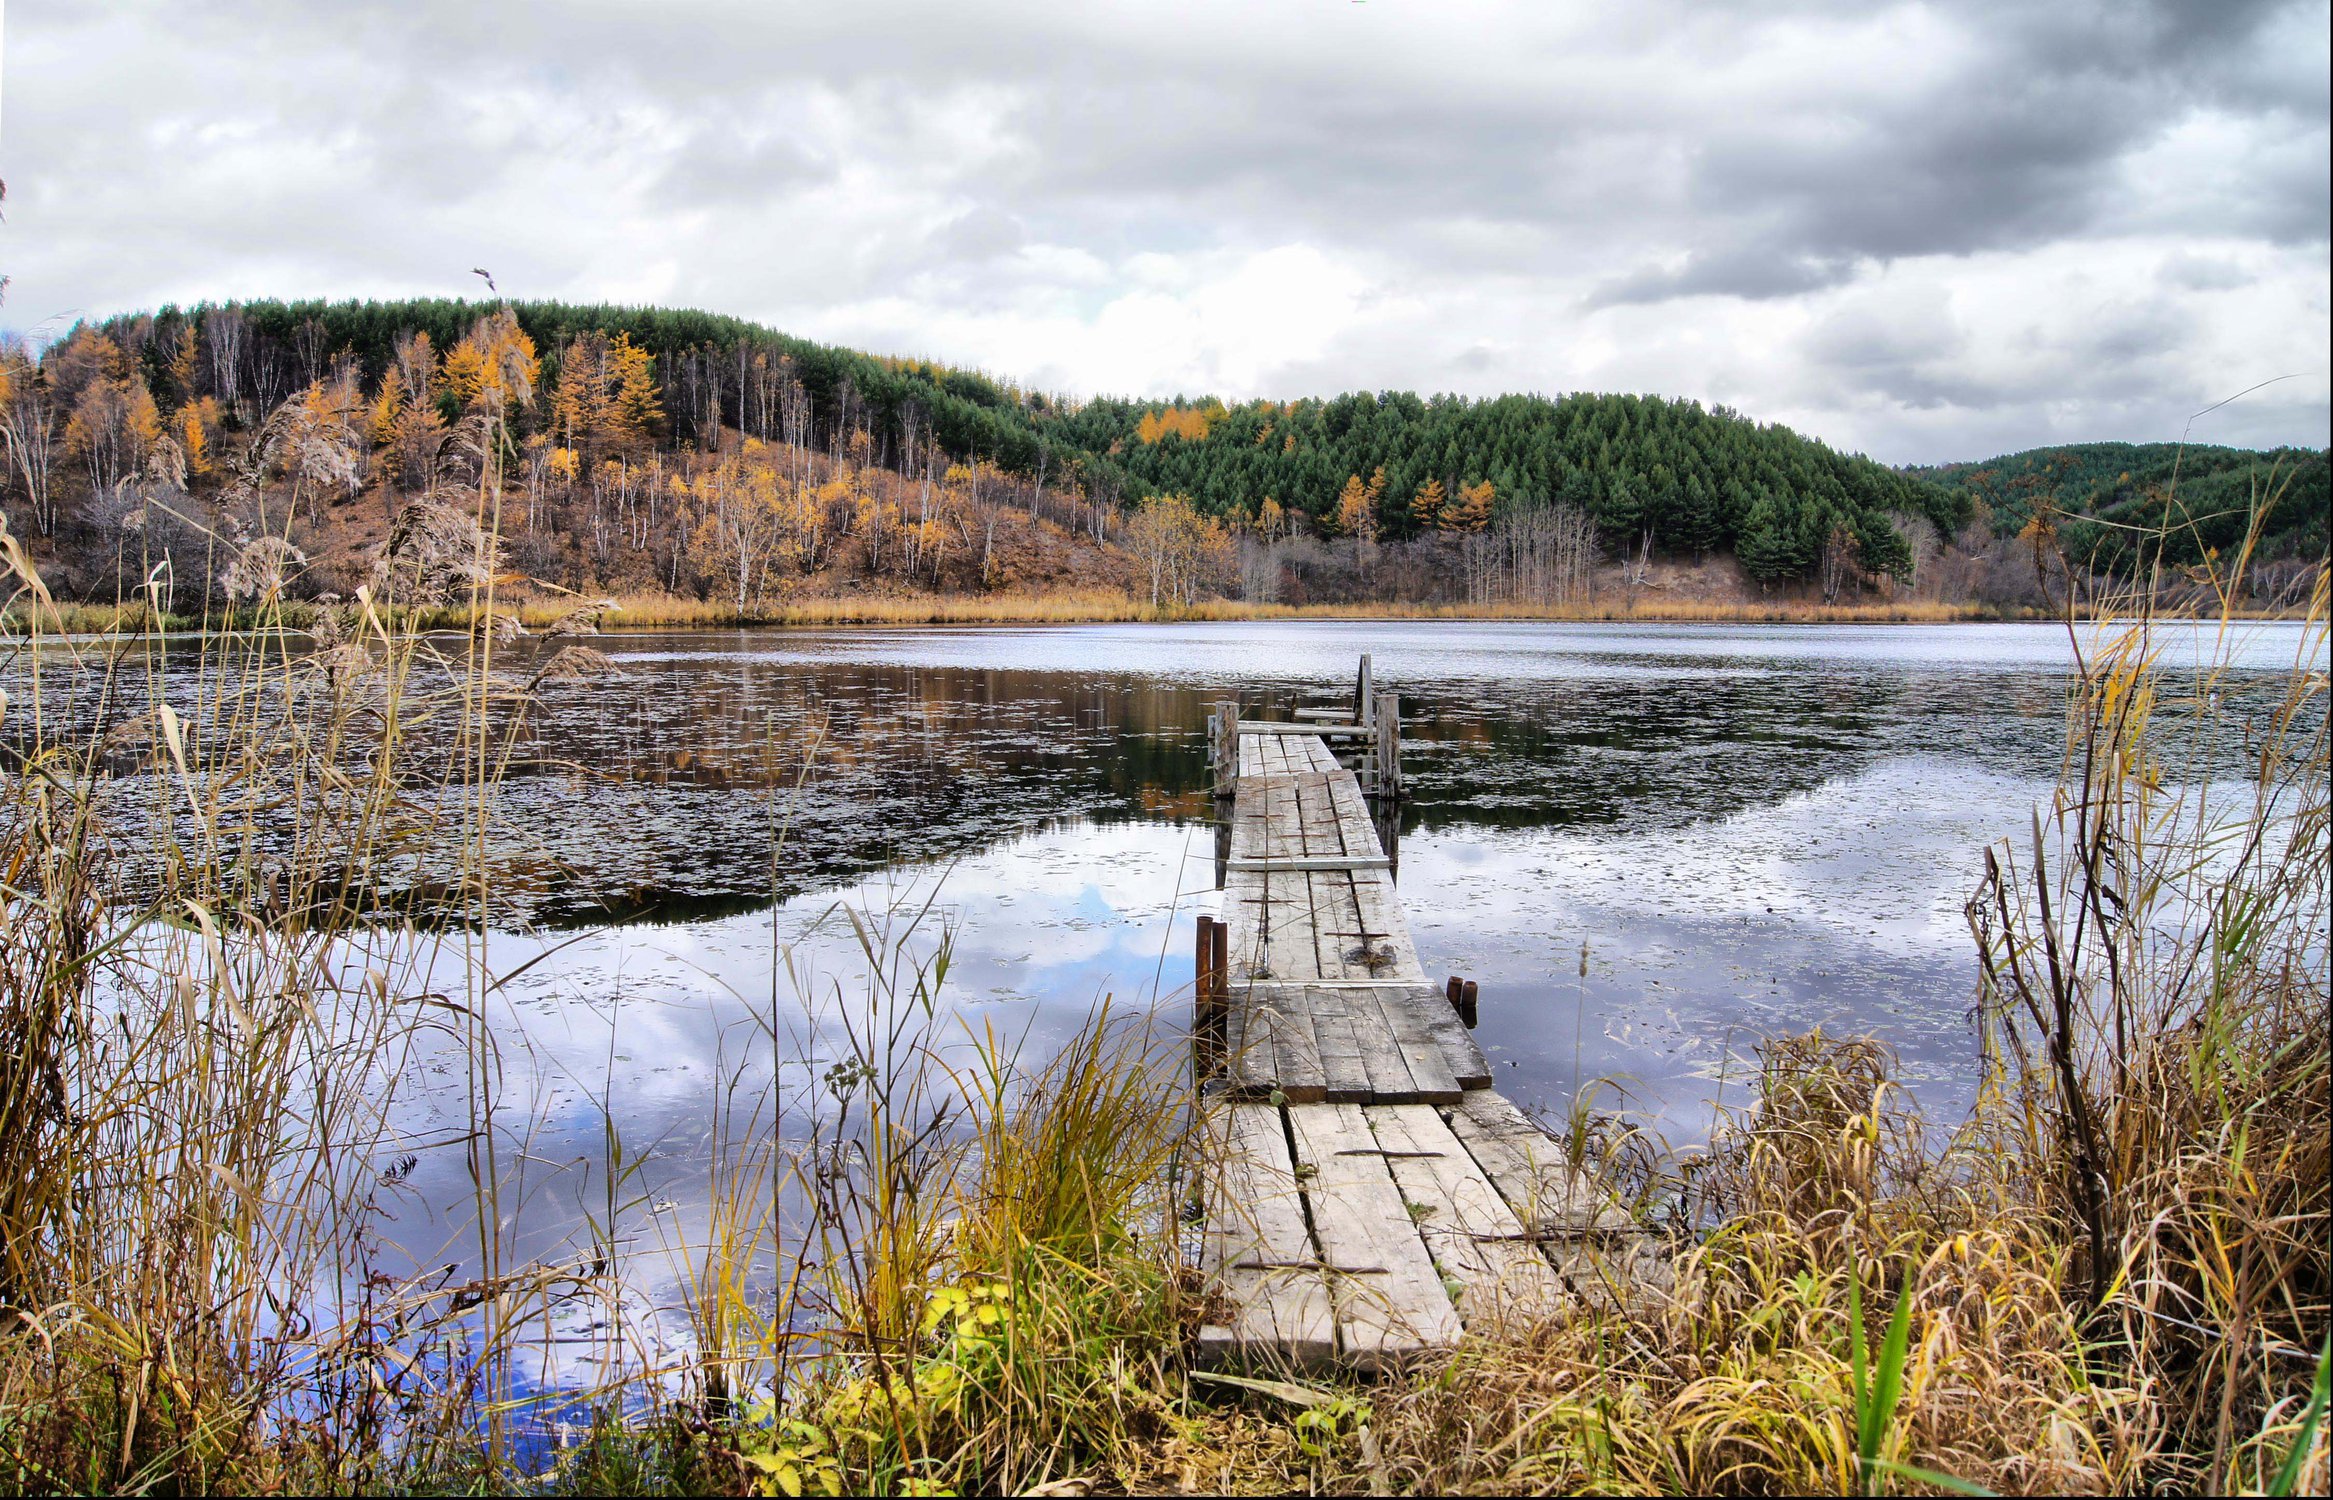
[5,591,2317,639]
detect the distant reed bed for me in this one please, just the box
[16,586,2304,639]
[540,590,1994,628]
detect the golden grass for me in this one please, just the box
[13,586,2304,638]
[554,589,1998,628]
[0,597,197,635]
[454,589,2313,630]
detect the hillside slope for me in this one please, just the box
[1907,442,2328,573]
[6,298,2317,613]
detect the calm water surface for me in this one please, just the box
[386,617,2312,1154]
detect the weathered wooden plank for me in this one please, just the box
[1345,872,1428,982]
[1225,856,1395,873]
[1283,1103,1459,1367]
[1328,798,1379,862]
[1446,1090,1614,1233]
[1365,1103,1568,1324]
[1297,734,1346,775]
[1366,987,1463,1104]
[1350,990,1422,1103]
[1305,868,1352,982]
[1244,987,1326,1103]
[1266,868,1328,984]
[1444,1091,1660,1305]
[1197,1103,1337,1368]
[1406,986,1495,1089]
[1237,721,1378,737]
[1221,972,1256,1088]
[1302,988,1375,1104]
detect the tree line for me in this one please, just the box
[1909,441,2328,578]
[4,297,2319,606]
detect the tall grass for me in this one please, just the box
[1966,569,2329,1488]
[0,519,495,1488]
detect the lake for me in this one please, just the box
[16,616,2314,1385]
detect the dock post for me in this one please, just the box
[1373,690,1402,800]
[1211,700,1240,798]
[1195,914,1224,1076]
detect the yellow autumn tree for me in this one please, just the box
[369,361,408,446]
[1410,477,1446,529]
[180,398,221,476]
[166,325,200,407]
[1122,493,1234,606]
[1441,479,1494,533]
[1133,404,1219,444]
[64,374,163,492]
[441,310,539,417]
[609,333,661,447]
[1331,470,1383,544]
[550,331,661,462]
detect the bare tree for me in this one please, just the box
[0,346,60,535]
[206,306,247,414]
[1459,499,1598,607]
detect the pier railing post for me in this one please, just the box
[1211,700,1240,798]
[1373,689,1402,800]
[1195,913,1228,1079]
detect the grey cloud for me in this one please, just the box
[2156,253,2256,290]
[929,206,1027,263]
[1586,247,1858,308]
[648,116,832,207]
[4,0,2326,462]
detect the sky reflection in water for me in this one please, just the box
[247,617,2318,1379]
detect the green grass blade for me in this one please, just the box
[1869,1458,1996,1496]
[1850,1268,1870,1442]
[1856,1274,1916,1493]
[2268,1333,2332,1498]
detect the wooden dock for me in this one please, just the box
[1193,660,1637,1370]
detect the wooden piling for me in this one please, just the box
[1195,914,1223,1077]
[1210,700,1241,798]
[1371,690,1402,800]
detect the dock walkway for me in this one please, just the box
[1193,664,1636,1370]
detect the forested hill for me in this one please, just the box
[62,297,1957,583]
[1907,442,2329,573]
[1052,392,1960,580]
[48,297,2319,591]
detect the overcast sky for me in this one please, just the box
[4,0,2327,463]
